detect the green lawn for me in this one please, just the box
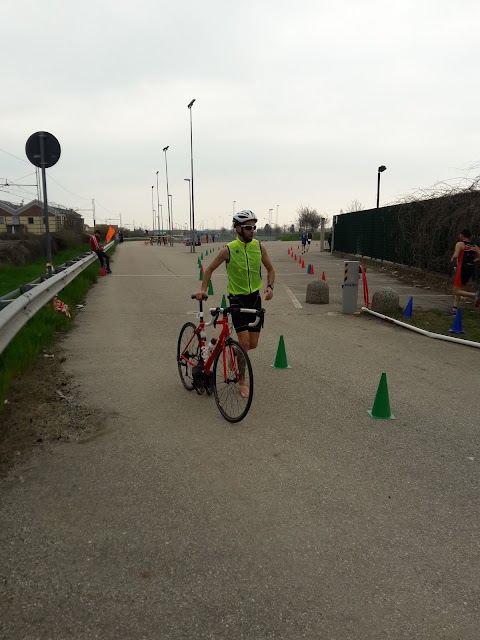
[0,244,116,407]
[0,244,92,297]
[387,307,480,343]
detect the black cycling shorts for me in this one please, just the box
[460,264,475,286]
[228,291,262,333]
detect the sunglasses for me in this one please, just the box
[241,224,256,230]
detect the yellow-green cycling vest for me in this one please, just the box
[226,238,263,295]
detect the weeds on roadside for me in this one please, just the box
[0,246,115,407]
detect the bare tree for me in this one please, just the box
[297,205,321,232]
[345,199,363,213]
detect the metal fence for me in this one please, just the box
[333,191,480,275]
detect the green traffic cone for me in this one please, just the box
[368,373,395,419]
[207,280,214,295]
[197,258,202,268]
[206,249,209,256]
[199,268,203,281]
[200,252,203,260]
[221,294,227,308]
[271,335,291,369]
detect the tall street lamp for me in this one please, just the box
[233,200,236,216]
[151,185,155,233]
[188,98,196,253]
[163,146,170,234]
[184,178,192,252]
[377,165,387,208]
[159,204,163,235]
[276,204,279,237]
[156,170,160,234]
[169,194,173,243]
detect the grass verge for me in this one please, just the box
[0,246,115,407]
[0,244,92,297]
[384,307,480,343]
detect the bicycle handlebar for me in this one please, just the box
[191,295,264,328]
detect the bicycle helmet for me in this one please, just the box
[232,210,258,226]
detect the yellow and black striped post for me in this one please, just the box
[341,260,359,314]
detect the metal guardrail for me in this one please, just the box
[0,242,113,355]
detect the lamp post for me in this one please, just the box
[156,170,160,235]
[276,204,279,237]
[269,208,273,235]
[159,204,163,235]
[233,200,236,216]
[151,185,155,233]
[184,178,192,251]
[163,146,170,234]
[377,165,387,208]
[169,194,173,244]
[187,98,196,253]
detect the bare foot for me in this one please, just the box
[239,383,249,399]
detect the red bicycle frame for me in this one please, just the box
[181,300,241,382]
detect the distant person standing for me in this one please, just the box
[450,228,480,313]
[118,230,124,243]
[90,230,111,273]
[306,231,312,251]
[327,233,332,251]
[205,233,209,243]
[300,232,307,254]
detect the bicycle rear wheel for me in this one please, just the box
[213,339,253,423]
[177,322,201,390]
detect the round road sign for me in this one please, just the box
[25,131,61,168]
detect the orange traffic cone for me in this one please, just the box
[288,248,290,255]
[100,265,106,276]
[302,259,305,268]
[310,264,315,275]
[294,254,297,261]
[321,271,326,281]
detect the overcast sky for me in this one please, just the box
[1,0,479,231]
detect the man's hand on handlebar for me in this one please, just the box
[195,291,209,301]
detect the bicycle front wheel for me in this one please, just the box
[213,339,253,423]
[177,322,201,391]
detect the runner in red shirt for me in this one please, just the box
[450,229,480,313]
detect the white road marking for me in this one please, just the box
[283,285,303,309]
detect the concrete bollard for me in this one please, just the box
[371,287,399,314]
[306,280,329,304]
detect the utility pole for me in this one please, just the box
[92,199,96,229]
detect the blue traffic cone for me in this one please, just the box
[403,296,413,317]
[448,307,465,334]
[307,264,311,274]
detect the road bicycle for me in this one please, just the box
[177,294,264,423]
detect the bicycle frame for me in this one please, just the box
[180,301,235,380]
[180,297,263,384]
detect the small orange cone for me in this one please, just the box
[288,248,290,255]
[100,265,106,276]
[294,254,297,261]
[301,259,305,268]
[310,264,315,275]
[297,244,299,249]
[321,271,326,281]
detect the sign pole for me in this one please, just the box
[38,133,52,273]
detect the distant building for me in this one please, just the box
[0,200,84,235]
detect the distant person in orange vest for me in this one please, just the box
[90,230,111,273]
[450,229,480,313]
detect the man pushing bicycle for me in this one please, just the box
[195,210,276,398]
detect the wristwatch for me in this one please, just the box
[267,284,274,291]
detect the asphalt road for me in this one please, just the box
[1,241,478,639]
